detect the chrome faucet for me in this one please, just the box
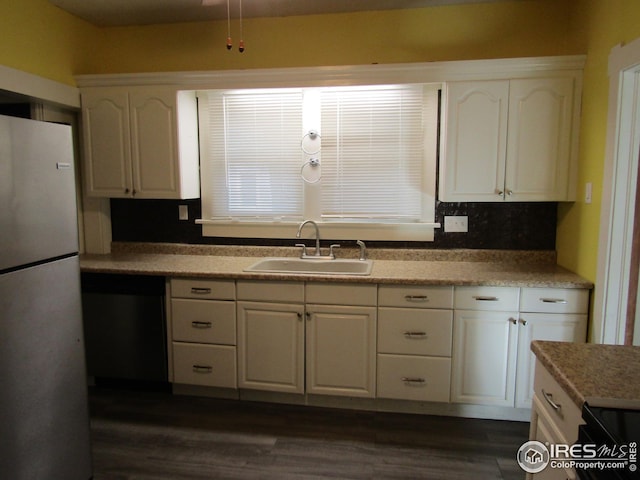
[356,240,367,261]
[296,220,321,257]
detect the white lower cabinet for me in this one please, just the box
[452,286,588,409]
[376,285,454,402]
[169,278,237,388]
[528,359,583,479]
[236,281,305,394]
[306,303,377,398]
[305,282,377,398]
[168,277,589,420]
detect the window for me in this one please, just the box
[197,83,439,241]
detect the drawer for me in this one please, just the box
[306,282,377,306]
[172,342,237,388]
[171,278,235,300]
[377,308,453,356]
[237,280,304,303]
[171,298,236,345]
[520,288,589,314]
[533,359,583,444]
[377,354,451,402]
[454,286,519,311]
[378,285,453,309]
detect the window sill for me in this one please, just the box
[197,219,440,241]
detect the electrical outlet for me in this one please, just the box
[444,216,468,233]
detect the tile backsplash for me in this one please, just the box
[110,199,556,250]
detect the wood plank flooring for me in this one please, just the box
[88,386,529,480]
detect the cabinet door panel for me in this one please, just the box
[81,90,132,197]
[506,78,575,201]
[451,310,518,406]
[440,80,509,202]
[129,90,179,198]
[306,305,376,398]
[237,301,304,394]
[515,313,587,409]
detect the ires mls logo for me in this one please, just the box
[517,440,638,474]
[517,441,550,474]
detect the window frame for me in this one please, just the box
[197,81,440,241]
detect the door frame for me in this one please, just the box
[593,37,640,345]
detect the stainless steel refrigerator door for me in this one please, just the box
[0,255,92,480]
[0,115,79,271]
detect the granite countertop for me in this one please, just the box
[79,242,593,288]
[531,340,640,409]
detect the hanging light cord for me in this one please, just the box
[226,0,232,50]
[238,0,245,52]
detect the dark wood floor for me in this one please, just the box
[88,386,529,480]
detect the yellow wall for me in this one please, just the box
[556,0,640,282]
[84,0,577,74]
[4,0,640,287]
[0,0,97,86]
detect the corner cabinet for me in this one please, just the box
[440,76,581,202]
[80,87,200,199]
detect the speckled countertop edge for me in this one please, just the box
[531,340,640,408]
[80,242,593,288]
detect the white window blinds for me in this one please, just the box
[197,83,438,239]
[319,85,426,221]
[199,89,304,219]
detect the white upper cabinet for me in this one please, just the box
[81,87,199,199]
[440,75,581,202]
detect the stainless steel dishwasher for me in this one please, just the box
[81,273,168,385]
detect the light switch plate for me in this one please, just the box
[444,216,468,233]
[178,204,189,221]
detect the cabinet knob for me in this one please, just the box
[124,188,130,194]
[518,318,527,326]
[509,317,517,325]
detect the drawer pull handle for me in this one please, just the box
[192,365,213,374]
[404,331,427,339]
[191,287,212,295]
[473,295,499,302]
[192,321,212,328]
[542,389,561,411]
[404,295,429,302]
[402,377,426,384]
[540,298,568,304]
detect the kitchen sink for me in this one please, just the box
[244,257,373,275]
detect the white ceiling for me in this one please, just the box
[48,0,510,27]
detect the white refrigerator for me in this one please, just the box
[0,114,92,479]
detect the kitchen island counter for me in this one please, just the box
[531,340,640,409]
